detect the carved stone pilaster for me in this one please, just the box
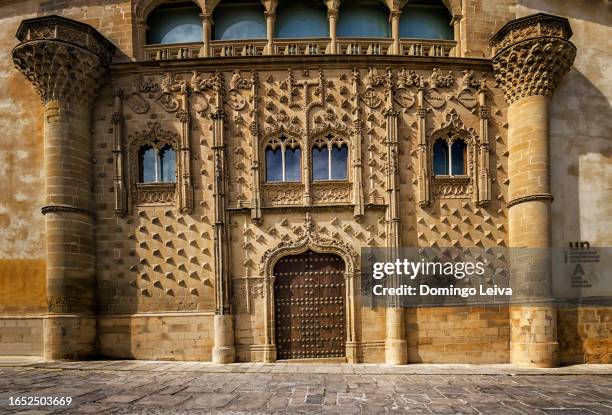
[250,72,262,223]
[416,88,430,208]
[178,106,194,214]
[490,13,576,105]
[476,85,491,206]
[12,16,115,360]
[351,68,365,218]
[112,88,127,216]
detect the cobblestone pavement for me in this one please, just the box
[0,361,610,414]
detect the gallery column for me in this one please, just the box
[12,16,115,359]
[490,14,576,367]
[325,0,340,54]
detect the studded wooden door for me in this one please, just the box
[274,250,346,359]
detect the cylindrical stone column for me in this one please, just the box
[213,315,236,363]
[264,11,276,55]
[390,10,401,55]
[490,14,576,367]
[385,307,407,364]
[327,8,339,54]
[12,16,115,360]
[200,12,212,57]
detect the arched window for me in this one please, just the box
[139,144,177,183]
[312,134,349,181]
[146,2,203,44]
[265,135,302,182]
[337,0,390,38]
[433,140,449,176]
[450,139,466,175]
[400,0,453,40]
[275,0,328,38]
[212,0,266,40]
[433,138,466,176]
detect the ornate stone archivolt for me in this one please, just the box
[490,13,576,104]
[260,213,360,276]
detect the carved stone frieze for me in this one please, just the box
[16,15,114,62]
[136,183,177,205]
[490,13,573,54]
[490,14,576,104]
[312,182,352,204]
[264,183,304,206]
[433,177,472,198]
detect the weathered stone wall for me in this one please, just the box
[406,306,510,363]
[0,1,46,355]
[557,306,611,364]
[97,312,214,360]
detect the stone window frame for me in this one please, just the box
[128,123,183,208]
[260,127,353,207]
[428,125,475,200]
[138,143,177,183]
[432,134,468,177]
[264,134,303,183]
[310,132,350,182]
[309,129,353,205]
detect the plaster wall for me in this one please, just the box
[0,1,46,355]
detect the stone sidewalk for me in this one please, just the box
[0,358,610,414]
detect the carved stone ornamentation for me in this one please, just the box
[490,13,576,104]
[427,67,454,89]
[136,183,177,205]
[361,88,382,108]
[260,213,360,276]
[312,182,352,204]
[264,183,304,206]
[433,177,472,198]
[425,89,446,109]
[12,16,114,107]
[455,89,478,109]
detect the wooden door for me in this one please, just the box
[274,250,346,359]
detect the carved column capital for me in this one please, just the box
[327,8,339,19]
[12,16,115,107]
[490,14,576,105]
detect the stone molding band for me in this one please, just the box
[507,193,554,208]
[41,204,96,217]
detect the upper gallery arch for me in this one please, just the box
[275,0,328,39]
[143,0,204,44]
[400,0,453,40]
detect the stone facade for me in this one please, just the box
[0,0,610,365]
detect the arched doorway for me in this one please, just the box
[274,250,346,360]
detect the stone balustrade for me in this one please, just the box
[142,38,457,61]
